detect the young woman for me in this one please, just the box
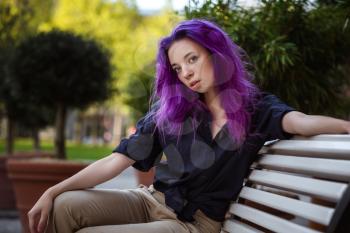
[28,19,350,233]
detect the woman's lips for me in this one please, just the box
[190,80,200,89]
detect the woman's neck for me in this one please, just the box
[204,87,226,121]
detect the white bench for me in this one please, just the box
[222,134,350,233]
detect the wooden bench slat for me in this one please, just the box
[258,154,350,181]
[223,135,350,233]
[229,203,322,233]
[238,186,334,225]
[266,140,350,159]
[248,170,347,202]
[223,219,264,233]
[293,134,350,141]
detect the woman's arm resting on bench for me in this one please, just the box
[282,111,350,136]
[28,153,135,233]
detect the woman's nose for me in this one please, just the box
[182,66,193,80]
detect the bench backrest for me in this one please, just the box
[222,134,350,233]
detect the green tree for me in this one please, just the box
[124,62,155,122]
[0,0,31,154]
[40,0,181,117]
[0,0,54,154]
[186,0,350,117]
[8,30,113,159]
[120,10,181,121]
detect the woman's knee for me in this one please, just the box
[53,190,86,213]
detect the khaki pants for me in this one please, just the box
[47,185,222,233]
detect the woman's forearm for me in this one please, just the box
[299,115,349,135]
[283,111,350,136]
[47,153,135,198]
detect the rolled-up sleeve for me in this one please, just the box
[113,114,162,172]
[253,93,295,141]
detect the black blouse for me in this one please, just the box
[113,93,295,222]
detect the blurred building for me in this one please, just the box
[0,107,129,147]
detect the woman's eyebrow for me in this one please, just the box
[183,51,194,60]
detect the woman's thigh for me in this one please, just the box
[50,188,149,230]
[192,210,222,233]
[76,220,190,233]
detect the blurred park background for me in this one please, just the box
[0,0,349,161]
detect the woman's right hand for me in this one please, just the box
[28,189,55,233]
[27,153,134,233]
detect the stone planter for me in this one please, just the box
[7,158,89,233]
[0,156,16,210]
[0,152,53,210]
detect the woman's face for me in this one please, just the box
[168,38,215,93]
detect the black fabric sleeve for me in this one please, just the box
[112,113,162,172]
[253,93,295,141]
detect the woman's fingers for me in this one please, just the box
[28,209,39,233]
[37,210,49,233]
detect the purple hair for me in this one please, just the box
[151,19,259,144]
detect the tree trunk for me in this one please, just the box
[32,128,40,152]
[74,113,83,145]
[5,117,14,155]
[55,103,67,159]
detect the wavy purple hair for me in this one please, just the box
[151,19,259,144]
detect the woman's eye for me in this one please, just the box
[189,56,198,64]
[174,67,181,73]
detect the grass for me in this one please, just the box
[0,138,114,161]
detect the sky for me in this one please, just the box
[135,0,188,11]
[135,0,258,12]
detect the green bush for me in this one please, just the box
[186,0,350,117]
